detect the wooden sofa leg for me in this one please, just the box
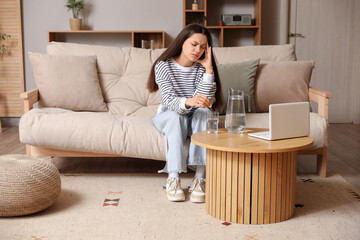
[317,147,327,178]
[26,145,32,156]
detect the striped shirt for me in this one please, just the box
[155,58,216,115]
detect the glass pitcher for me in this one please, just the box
[225,88,246,134]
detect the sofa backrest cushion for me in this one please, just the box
[47,42,165,116]
[217,58,260,114]
[255,60,315,112]
[213,44,296,64]
[28,52,108,112]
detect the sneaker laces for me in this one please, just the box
[167,177,180,193]
[189,178,205,193]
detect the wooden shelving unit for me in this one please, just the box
[48,30,166,49]
[183,0,261,47]
[0,0,25,118]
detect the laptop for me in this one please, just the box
[248,102,310,141]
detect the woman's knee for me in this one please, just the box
[193,108,211,119]
[156,111,188,133]
[167,111,188,124]
[191,108,211,133]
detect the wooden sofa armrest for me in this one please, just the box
[309,87,333,121]
[20,88,39,113]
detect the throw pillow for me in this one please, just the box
[217,58,260,114]
[255,61,315,112]
[28,52,108,112]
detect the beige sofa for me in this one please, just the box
[19,42,332,177]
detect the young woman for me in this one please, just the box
[147,24,222,202]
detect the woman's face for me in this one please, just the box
[181,33,208,62]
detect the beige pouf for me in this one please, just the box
[0,154,61,217]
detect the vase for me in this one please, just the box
[69,18,82,31]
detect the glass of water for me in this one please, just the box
[207,111,219,134]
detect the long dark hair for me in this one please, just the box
[147,23,223,111]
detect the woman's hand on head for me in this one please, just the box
[185,94,212,109]
[197,45,213,74]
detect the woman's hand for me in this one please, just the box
[197,45,213,74]
[185,94,212,108]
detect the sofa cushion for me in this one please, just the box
[19,108,167,160]
[213,44,296,64]
[217,59,260,114]
[47,42,164,117]
[255,61,315,112]
[28,52,108,112]
[20,110,327,156]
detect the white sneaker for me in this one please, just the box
[189,178,206,203]
[166,177,185,202]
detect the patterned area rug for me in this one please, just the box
[1,173,359,240]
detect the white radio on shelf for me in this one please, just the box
[221,14,252,26]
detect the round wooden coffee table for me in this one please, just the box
[191,128,313,224]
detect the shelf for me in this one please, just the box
[132,32,165,49]
[183,0,262,47]
[206,26,260,29]
[185,12,206,26]
[185,10,206,12]
[0,0,25,117]
[48,30,166,49]
[49,30,133,34]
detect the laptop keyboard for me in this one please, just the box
[255,132,270,138]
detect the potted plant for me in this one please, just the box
[65,0,85,31]
[192,16,206,26]
[0,33,11,53]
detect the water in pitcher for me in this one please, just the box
[225,113,246,133]
[225,89,247,134]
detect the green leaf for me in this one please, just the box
[65,0,85,18]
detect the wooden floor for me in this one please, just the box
[1,124,359,189]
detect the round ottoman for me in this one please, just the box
[0,154,61,217]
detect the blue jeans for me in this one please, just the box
[153,108,210,173]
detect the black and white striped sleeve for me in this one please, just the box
[155,61,191,114]
[194,71,217,105]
